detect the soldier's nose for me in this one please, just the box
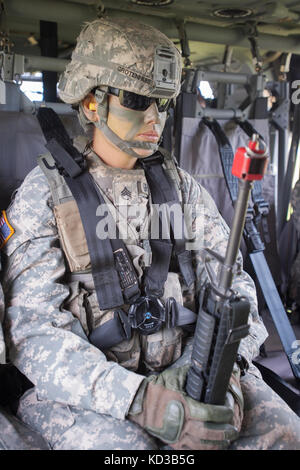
[144,102,160,125]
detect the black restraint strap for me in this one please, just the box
[88,309,132,351]
[236,119,270,243]
[46,138,127,310]
[202,119,239,202]
[141,152,195,289]
[203,118,270,243]
[253,361,300,416]
[37,107,140,310]
[202,118,265,251]
[37,108,197,350]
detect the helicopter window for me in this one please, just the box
[20,72,43,102]
[199,80,214,100]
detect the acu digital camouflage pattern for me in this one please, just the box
[1,261,49,450]
[38,139,184,372]
[289,179,300,304]
[0,405,49,450]
[2,135,300,449]
[58,17,182,105]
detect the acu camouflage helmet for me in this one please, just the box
[58,17,182,104]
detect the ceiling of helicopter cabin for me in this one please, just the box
[1,0,300,73]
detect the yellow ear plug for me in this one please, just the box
[89,102,97,111]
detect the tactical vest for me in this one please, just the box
[38,142,196,373]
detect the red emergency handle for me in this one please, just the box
[232,134,268,181]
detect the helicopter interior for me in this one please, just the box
[0,0,300,449]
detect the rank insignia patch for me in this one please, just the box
[0,211,15,249]
[121,186,132,200]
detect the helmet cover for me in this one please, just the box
[58,17,182,104]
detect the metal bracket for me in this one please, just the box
[268,81,290,131]
[0,51,24,83]
[181,67,266,120]
[246,22,263,74]
[0,76,4,104]
[175,20,192,68]
[279,53,292,82]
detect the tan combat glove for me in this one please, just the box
[228,362,244,432]
[128,365,244,450]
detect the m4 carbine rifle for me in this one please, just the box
[186,134,268,405]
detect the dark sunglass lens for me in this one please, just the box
[116,89,171,112]
[119,91,152,111]
[121,91,152,111]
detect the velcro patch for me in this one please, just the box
[0,211,15,249]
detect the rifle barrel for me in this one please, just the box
[218,179,253,294]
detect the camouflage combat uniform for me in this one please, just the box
[0,404,49,451]
[1,137,300,450]
[0,258,49,450]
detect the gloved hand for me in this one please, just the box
[227,362,244,433]
[128,365,244,450]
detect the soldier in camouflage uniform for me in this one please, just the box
[1,18,300,450]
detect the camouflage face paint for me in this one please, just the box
[107,96,167,143]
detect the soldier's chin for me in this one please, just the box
[133,147,155,158]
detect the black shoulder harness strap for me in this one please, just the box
[202,117,300,382]
[140,153,195,291]
[37,107,134,310]
[236,119,270,244]
[203,118,270,243]
[37,108,195,348]
[253,360,300,416]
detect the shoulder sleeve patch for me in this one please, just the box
[0,211,15,249]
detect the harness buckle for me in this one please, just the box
[254,200,269,216]
[128,295,166,335]
[116,309,132,341]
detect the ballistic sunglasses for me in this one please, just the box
[108,87,171,112]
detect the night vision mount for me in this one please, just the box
[152,45,178,98]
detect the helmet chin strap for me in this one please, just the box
[92,89,162,159]
[94,119,160,159]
